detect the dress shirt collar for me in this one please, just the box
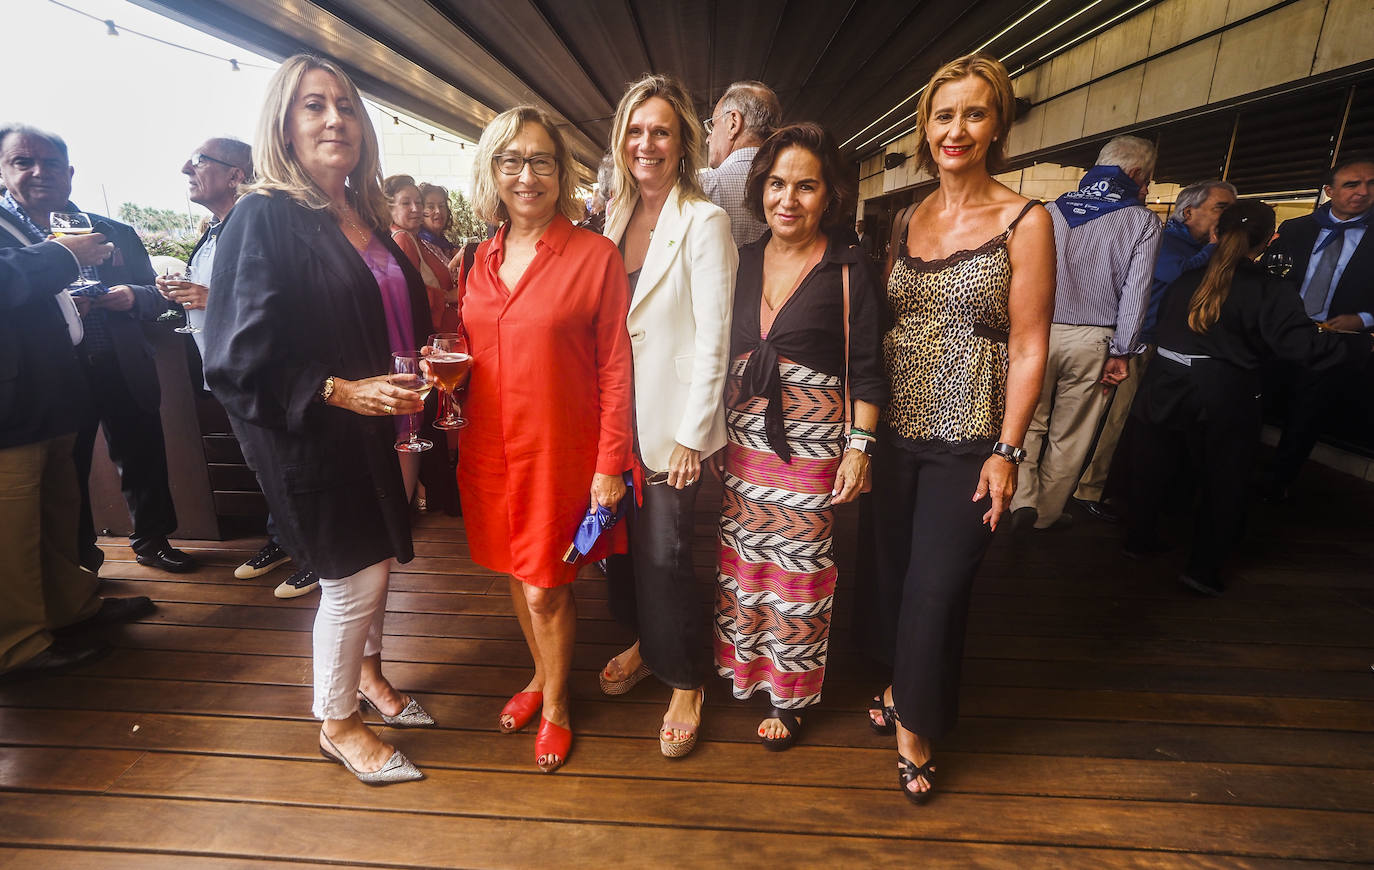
[485,213,574,267]
[1,191,74,243]
[717,146,760,173]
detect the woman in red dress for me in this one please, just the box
[459,106,635,773]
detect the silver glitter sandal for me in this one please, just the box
[358,692,436,728]
[319,732,424,785]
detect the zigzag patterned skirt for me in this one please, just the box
[714,353,845,709]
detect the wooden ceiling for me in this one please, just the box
[134,0,1155,171]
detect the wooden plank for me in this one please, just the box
[0,849,301,870]
[90,753,1374,861]
[96,610,1372,675]
[74,646,1374,716]
[2,793,1302,869]
[4,706,1370,785]
[3,714,1371,813]
[0,746,143,792]
[6,672,1373,748]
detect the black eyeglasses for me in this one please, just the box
[190,152,235,170]
[493,153,557,176]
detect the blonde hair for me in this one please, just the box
[607,74,706,227]
[914,54,1016,178]
[470,106,583,225]
[244,54,388,229]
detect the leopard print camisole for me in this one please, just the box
[882,200,1039,449]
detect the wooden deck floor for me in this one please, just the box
[2,465,1372,868]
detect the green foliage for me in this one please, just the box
[446,189,485,243]
[140,232,196,263]
[117,202,197,238]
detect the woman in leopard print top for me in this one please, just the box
[852,54,1054,806]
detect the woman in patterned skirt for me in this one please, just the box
[714,123,886,750]
[853,54,1054,805]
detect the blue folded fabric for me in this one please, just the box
[561,474,631,564]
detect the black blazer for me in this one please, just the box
[1135,260,1371,429]
[0,221,90,450]
[205,192,435,578]
[1269,213,1374,327]
[77,211,172,414]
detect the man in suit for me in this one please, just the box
[1265,156,1374,499]
[0,123,197,574]
[702,80,781,247]
[856,219,875,260]
[0,141,156,678]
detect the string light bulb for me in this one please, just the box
[229,58,239,71]
[104,19,118,36]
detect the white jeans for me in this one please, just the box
[310,453,421,721]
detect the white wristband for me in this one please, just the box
[847,436,872,454]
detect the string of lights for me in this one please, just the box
[46,0,472,150]
[48,0,271,71]
[377,109,468,150]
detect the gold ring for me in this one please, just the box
[384,404,395,415]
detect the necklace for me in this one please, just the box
[339,205,369,246]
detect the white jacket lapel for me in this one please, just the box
[628,187,692,316]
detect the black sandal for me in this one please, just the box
[897,753,936,805]
[868,691,897,735]
[759,706,803,752]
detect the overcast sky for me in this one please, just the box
[0,0,287,217]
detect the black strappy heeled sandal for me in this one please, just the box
[868,691,897,735]
[897,753,936,805]
[760,706,803,752]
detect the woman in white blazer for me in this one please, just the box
[599,74,737,759]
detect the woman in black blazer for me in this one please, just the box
[205,54,437,784]
[1125,200,1373,595]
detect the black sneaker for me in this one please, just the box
[235,541,291,579]
[274,568,320,599]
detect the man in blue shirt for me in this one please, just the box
[1075,180,1235,520]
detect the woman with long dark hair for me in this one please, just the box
[1124,199,1372,595]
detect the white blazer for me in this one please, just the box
[605,185,738,472]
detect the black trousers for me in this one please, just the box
[852,446,993,740]
[74,355,177,555]
[1270,362,1352,493]
[1125,394,1257,589]
[605,477,708,689]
